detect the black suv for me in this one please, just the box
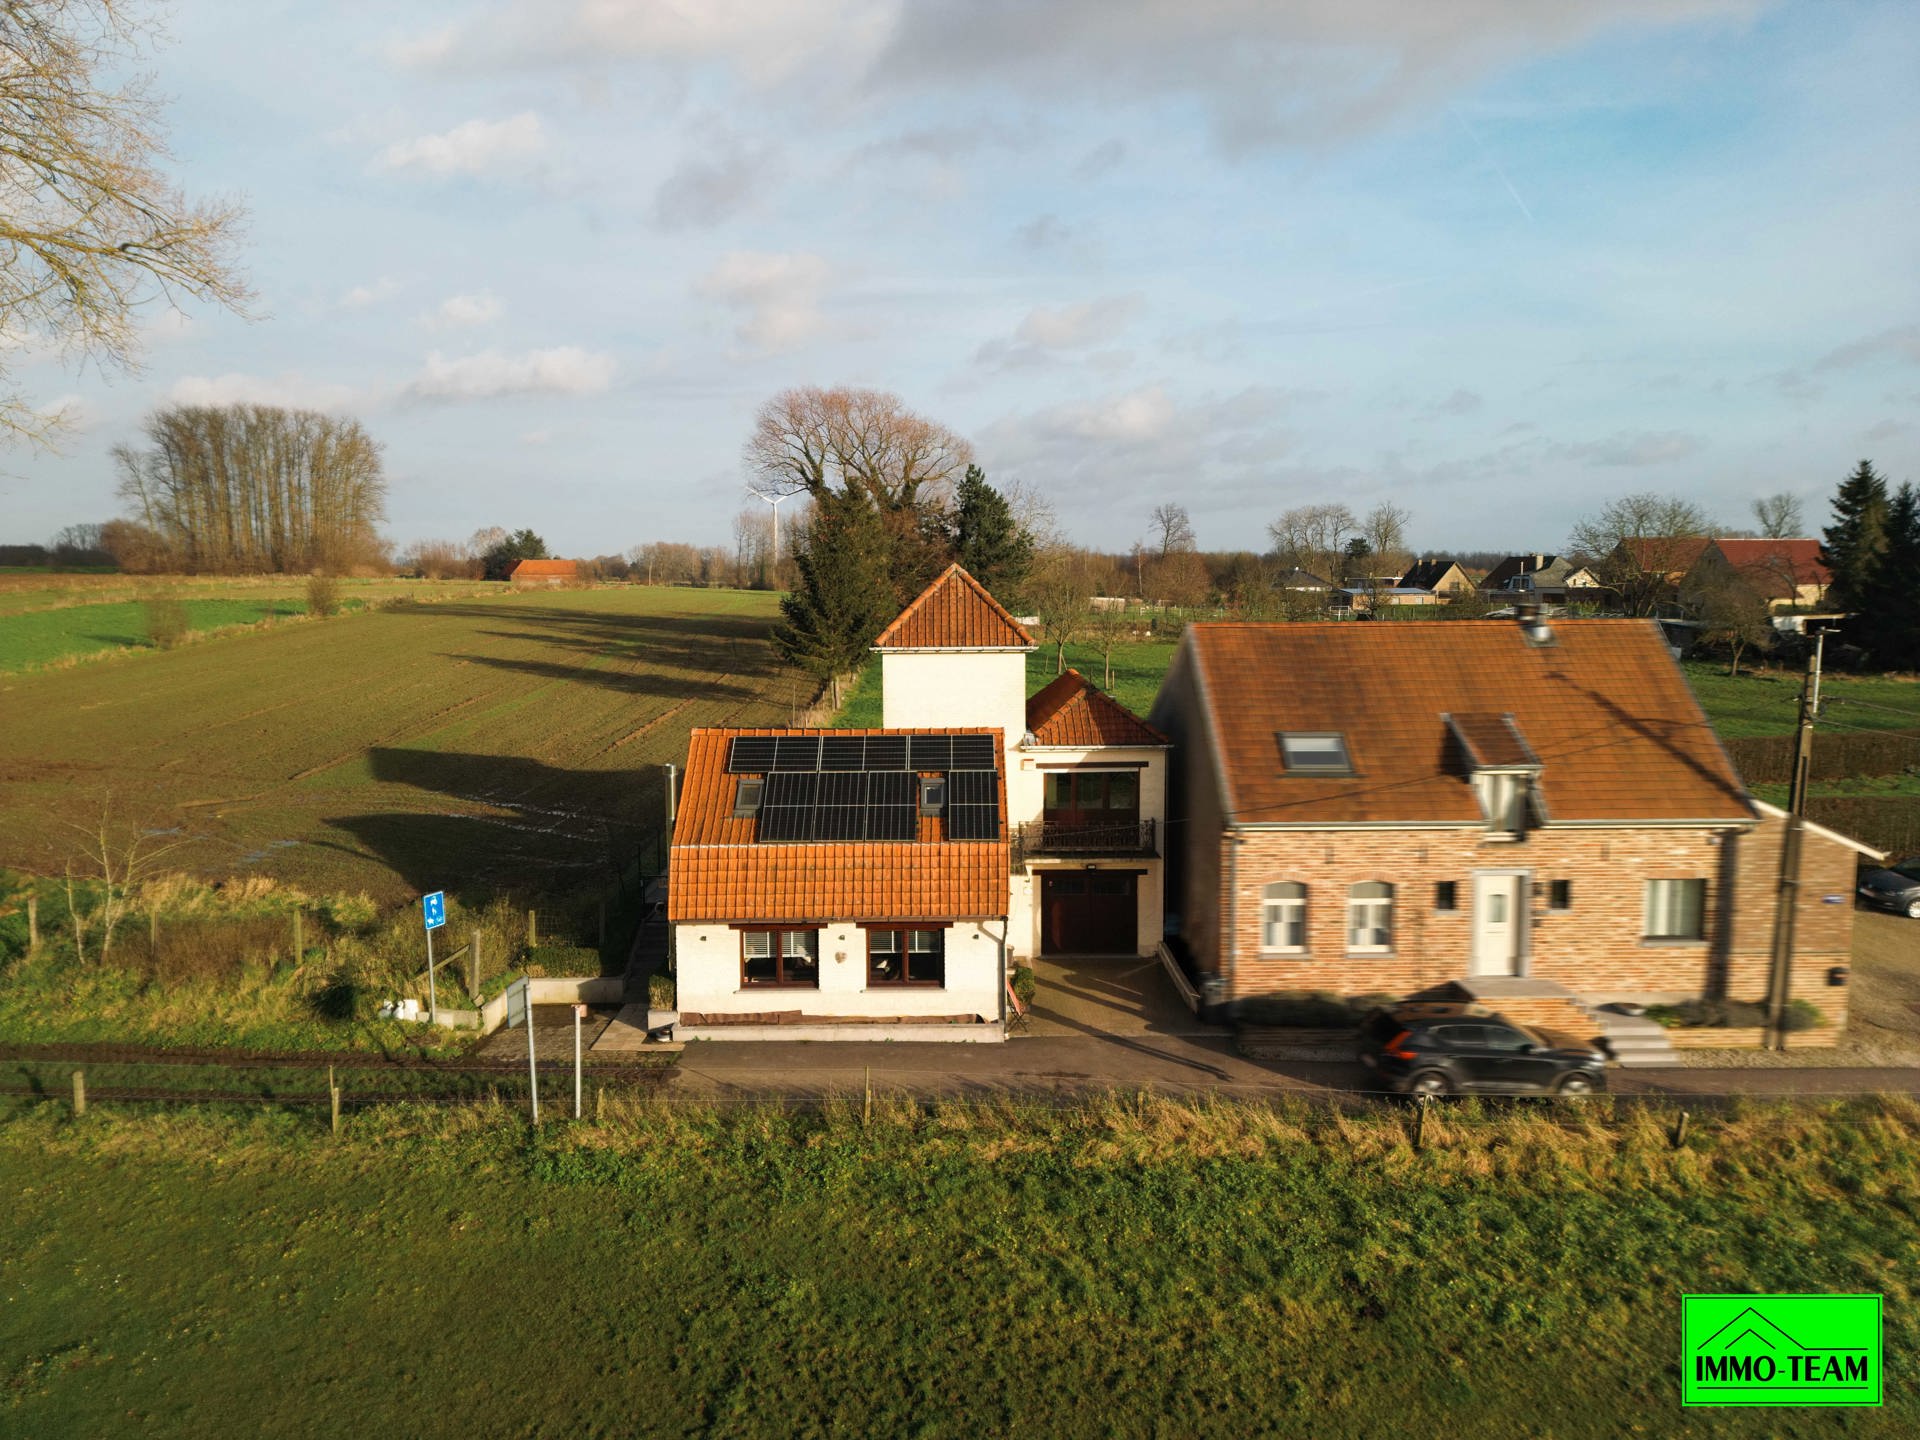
[1358,1003,1607,1097]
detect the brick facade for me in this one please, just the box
[1211,810,1854,1026]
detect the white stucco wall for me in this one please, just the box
[880,650,1027,741]
[1009,860,1164,962]
[1008,744,1168,826]
[674,920,1008,1020]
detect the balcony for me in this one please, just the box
[1014,817,1157,863]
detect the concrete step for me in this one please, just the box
[1592,1009,1678,1066]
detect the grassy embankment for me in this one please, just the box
[3,1094,1916,1438]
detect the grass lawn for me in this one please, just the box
[0,597,356,673]
[1681,661,1920,739]
[3,1096,1915,1438]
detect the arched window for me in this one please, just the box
[1261,882,1306,952]
[1347,882,1394,953]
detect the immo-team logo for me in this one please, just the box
[1682,1295,1882,1408]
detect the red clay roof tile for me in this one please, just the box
[872,564,1033,650]
[1186,619,1750,825]
[1026,669,1168,747]
[509,558,577,577]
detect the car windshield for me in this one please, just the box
[1515,1023,1548,1048]
[1892,865,1920,882]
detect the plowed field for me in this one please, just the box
[0,587,802,901]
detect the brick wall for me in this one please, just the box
[1211,814,1856,1026]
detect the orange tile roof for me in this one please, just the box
[1706,538,1831,593]
[510,558,577,577]
[669,727,1010,922]
[1185,619,1751,825]
[1621,537,1710,575]
[1026,669,1168,747]
[872,564,1034,650]
[1445,713,1540,769]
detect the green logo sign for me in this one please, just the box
[1682,1295,1882,1407]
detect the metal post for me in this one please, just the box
[525,984,540,1125]
[426,925,438,1027]
[1766,641,1821,1051]
[1808,630,1826,718]
[574,1004,584,1120]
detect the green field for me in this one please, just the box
[0,596,360,673]
[0,587,803,903]
[1680,661,1920,740]
[3,1096,1915,1438]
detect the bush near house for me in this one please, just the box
[1645,998,1825,1031]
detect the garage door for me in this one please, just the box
[1040,872,1137,955]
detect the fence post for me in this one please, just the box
[292,909,304,963]
[26,895,37,953]
[1413,1094,1428,1151]
[1671,1110,1689,1149]
[330,1069,341,1137]
[528,909,537,949]
[470,931,481,999]
[71,1068,86,1117]
[149,908,159,956]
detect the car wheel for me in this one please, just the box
[1555,1072,1598,1097]
[1407,1070,1452,1098]
[1906,898,1920,920]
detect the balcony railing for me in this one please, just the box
[1014,817,1157,861]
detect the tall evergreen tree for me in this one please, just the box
[1860,482,1920,670]
[479,528,548,581]
[1820,459,1889,611]
[951,465,1033,602]
[773,488,895,703]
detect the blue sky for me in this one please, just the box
[5,0,1917,557]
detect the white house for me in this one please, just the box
[666,565,1169,1040]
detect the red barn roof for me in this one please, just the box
[510,558,576,578]
[873,564,1033,650]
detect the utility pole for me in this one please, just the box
[1765,635,1823,1051]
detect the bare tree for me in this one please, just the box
[60,796,189,965]
[0,0,251,446]
[1149,502,1196,557]
[1085,600,1133,689]
[1752,492,1805,539]
[1567,492,1715,617]
[745,386,973,515]
[1682,566,1774,676]
[1361,501,1413,580]
[1144,550,1211,608]
[1028,549,1097,675]
[1267,503,1358,589]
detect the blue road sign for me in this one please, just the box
[422,891,446,931]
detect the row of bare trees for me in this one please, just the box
[113,404,388,573]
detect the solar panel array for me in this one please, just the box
[727,734,1000,843]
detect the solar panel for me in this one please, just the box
[726,737,779,774]
[820,736,868,771]
[862,735,908,771]
[813,770,868,842]
[946,768,1000,840]
[908,735,952,772]
[865,770,918,841]
[771,735,823,771]
[757,771,818,842]
[952,735,996,769]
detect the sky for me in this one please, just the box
[4,0,1918,558]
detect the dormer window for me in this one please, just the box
[1279,733,1352,775]
[1444,713,1543,840]
[1474,771,1531,839]
[732,776,765,818]
[919,776,946,817]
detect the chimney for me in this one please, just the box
[1514,597,1553,646]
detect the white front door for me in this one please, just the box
[1471,873,1526,976]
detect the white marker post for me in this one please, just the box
[573,1002,587,1119]
[421,891,447,1026]
[513,977,539,1125]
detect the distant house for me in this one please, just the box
[1480,554,1604,605]
[1331,585,1441,613]
[509,558,578,588]
[1148,614,1878,1049]
[1398,558,1475,599]
[1614,536,1712,586]
[1685,539,1831,612]
[1273,568,1333,593]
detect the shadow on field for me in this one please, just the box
[446,652,761,700]
[329,748,667,896]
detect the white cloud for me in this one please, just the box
[653,127,780,231]
[167,372,360,410]
[1558,429,1704,467]
[976,294,1142,369]
[374,112,546,179]
[694,251,831,351]
[434,292,505,326]
[407,347,616,401]
[1816,322,1920,372]
[340,277,402,309]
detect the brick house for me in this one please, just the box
[1684,538,1832,612]
[666,565,1167,1039]
[1148,614,1876,1041]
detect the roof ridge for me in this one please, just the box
[872,563,1035,649]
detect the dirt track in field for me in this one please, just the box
[0,587,804,901]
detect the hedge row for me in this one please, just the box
[1805,797,1920,859]
[1725,728,1920,784]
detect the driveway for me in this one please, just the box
[1023,954,1224,1040]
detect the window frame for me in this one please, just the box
[1548,879,1572,912]
[739,925,822,987]
[1278,732,1354,776]
[1644,879,1707,941]
[1259,881,1307,954]
[866,926,948,988]
[732,775,765,819]
[1346,881,1395,954]
[1434,880,1458,912]
[918,776,946,818]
